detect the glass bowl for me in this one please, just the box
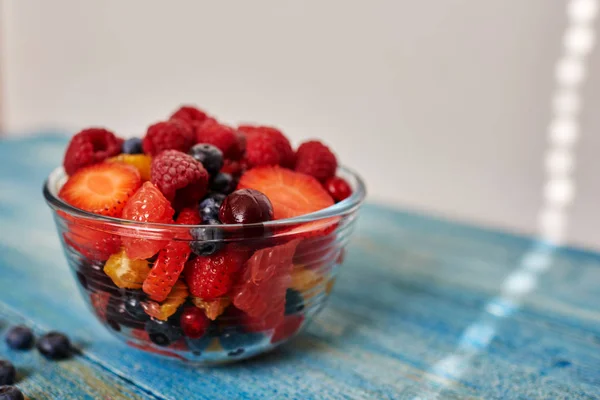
[43,166,366,364]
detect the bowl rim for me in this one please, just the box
[43,165,367,229]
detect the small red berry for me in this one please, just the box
[219,189,274,224]
[238,125,294,168]
[170,105,208,125]
[294,140,338,182]
[324,177,352,202]
[63,128,123,175]
[180,307,210,339]
[142,120,195,155]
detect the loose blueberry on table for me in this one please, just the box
[0,386,24,400]
[0,361,15,386]
[5,326,34,350]
[54,104,355,358]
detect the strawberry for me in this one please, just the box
[59,162,142,217]
[184,246,249,300]
[121,182,175,260]
[143,208,201,301]
[63,221,122,262]
[232,239,299,318]
[237,166,334,220]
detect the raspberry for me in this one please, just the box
[63,128,123,175]
[244,133,281,168]
[239,125,294,168]
[142,120,194,156]
[294,140,337,182]
[184,246,249,300]
[142,208,200,302]
[170,105,208,125]
[194,120,243,160]
[151,150,209,209]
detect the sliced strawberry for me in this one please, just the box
[142,208,200,301]
[121,182,175,260]
[237,166,334,220]
[59,162,142,217]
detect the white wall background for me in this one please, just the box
[1,0,599,249]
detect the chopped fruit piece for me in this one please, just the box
[294,140,337,182]
[151,150,209,209]
[291,267,324,298]
[122,137,143,154]
[184,246,249,300]
[188,143,223,176]
[108,154,152,181]
[90,291,111,321]
[191,297,231,320]
[63,222,122,262]
[240,305,285,333]
[104,249,151,289]
[194,120,243,159]
[63,128,123,175]
[219,189,274,224]
[142,120,195,155]
[326,278,336,295]
[284,288,305,315]
[143,208,200,301]
[59,163,142,217]
[36,332,73,360]
[145,318,183,347]
[237,166,334,220]
[238,125,295,168]
[324,176,352,202]
[170,105,208,125]
[121,182,175,259]
[293,234,337,267]
[271,315,304,343]
[232,239,299,318]
[180,306,210,338]
[142,280,189,321]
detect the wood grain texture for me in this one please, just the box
[0,135,599,399]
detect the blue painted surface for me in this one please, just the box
[0,134,599,399]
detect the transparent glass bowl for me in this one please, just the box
[43,166,366,364]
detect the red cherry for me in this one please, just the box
[180,307,210,339]
[219,189,274,224]
[324,177,352,202]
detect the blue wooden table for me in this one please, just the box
[0,135,599,399]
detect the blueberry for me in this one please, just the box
[0,386,24,400]
[190,226,224,256]
[185,334,214,356]
[121,137,143,154]
[198,194,226,222]
[0,361,15,386]
[5,326,34,350]
[285,289,305,315]
[189,144,223,176]
[210,173,236,195]
[145,319,182,347]
[76,261,120,296]
[124,292,150,323]
[106,296,146,331]
[219,328,265,356]
[37,332,72,360]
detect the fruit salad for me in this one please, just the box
[45,105,364,362]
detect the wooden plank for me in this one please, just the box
[0,135,598,399]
